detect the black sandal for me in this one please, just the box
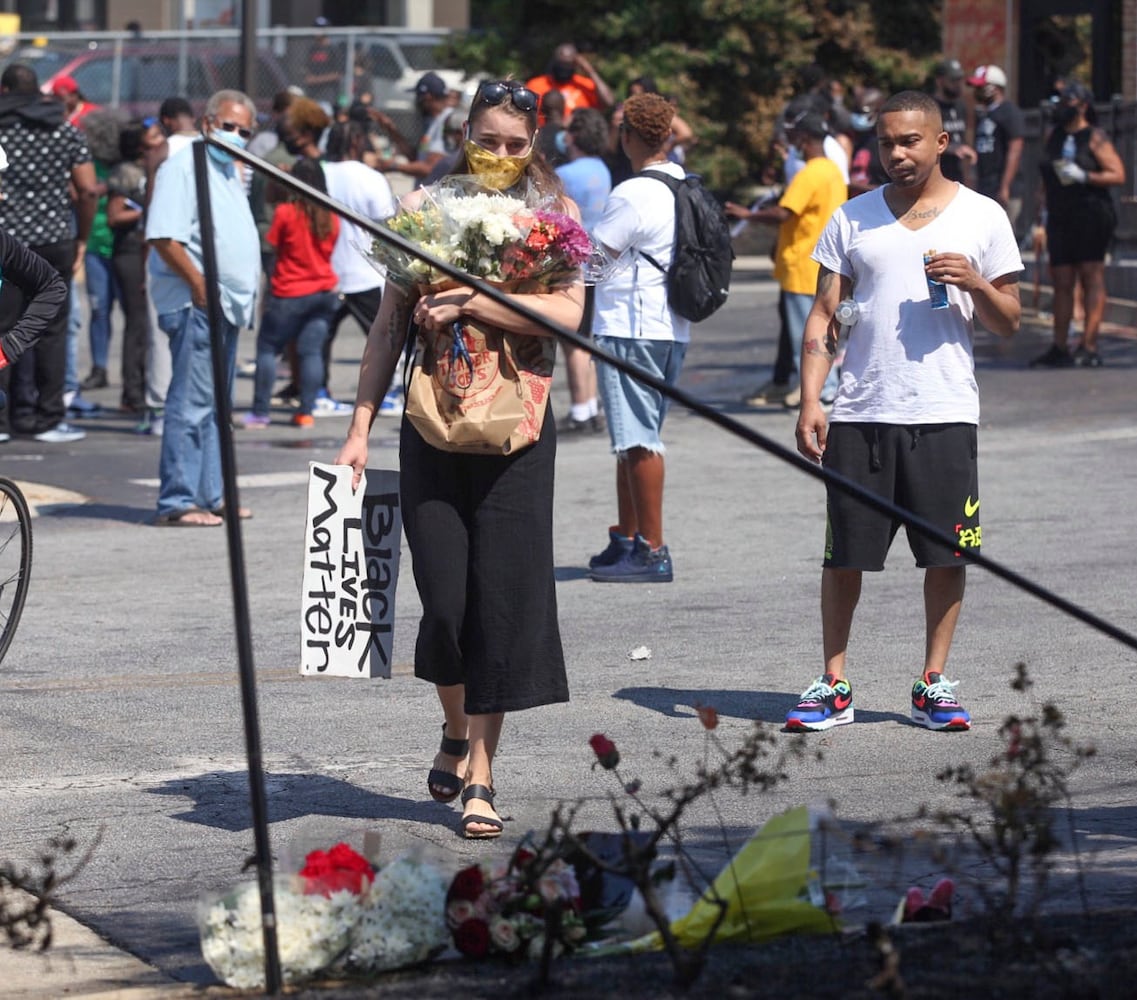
[427,723,469,803]
[460,784,503,840]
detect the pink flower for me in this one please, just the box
[447,898,476,929]
[489,915,521,953]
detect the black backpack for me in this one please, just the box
[639,170,734,323]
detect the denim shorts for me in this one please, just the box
[595,336,688,454]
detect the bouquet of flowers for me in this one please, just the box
[198,842,448,988]
[366,175,593,294]
[445,850,586,962]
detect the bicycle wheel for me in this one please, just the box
[0,477,32,665]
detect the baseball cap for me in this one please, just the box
[411,72,447,98]
[785,110,828,139]
[1063,81,1093,104]
[50,74,79,97]
[967,65,1007,89]
[934,58,964,80]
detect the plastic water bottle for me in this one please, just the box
[835,299,859,329]
[923,250,949,310]
[1061,134,1076,163]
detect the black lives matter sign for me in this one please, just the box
[300,464,401,678]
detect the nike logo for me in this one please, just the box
[834,694,852,710]
[913,695,927,710]
[964,496,980,518]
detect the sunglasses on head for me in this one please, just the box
[474,80,538,115]
[215,119,253,140]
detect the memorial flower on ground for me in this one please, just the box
[199,845,448,988]
[446,853,585,963]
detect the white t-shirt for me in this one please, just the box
[812,183,1022,425]
[592,161,691,343]
[322,160,398,295]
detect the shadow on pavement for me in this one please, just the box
[147,770,455,832]
[612,684,910,727]
[43,502,154,524]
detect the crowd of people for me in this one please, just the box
[0,39,1126,835]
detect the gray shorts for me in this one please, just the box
[595,336,687,454]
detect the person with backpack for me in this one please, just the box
[588,92,690,584]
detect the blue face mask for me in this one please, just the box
[206,127,248,166]
[554,130,568,156]
[850,112,875,132]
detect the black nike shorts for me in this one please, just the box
[822,422,980,570]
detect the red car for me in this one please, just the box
[34,41,290,122]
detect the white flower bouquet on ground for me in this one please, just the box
[198,842,449,989]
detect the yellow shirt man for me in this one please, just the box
[773,156,847,295]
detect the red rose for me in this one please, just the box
[589,733,620,770]
[695,704,720,730]
[448,864,486,903]
[453,917,491,958]
[298,842,374,896]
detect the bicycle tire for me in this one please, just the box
[0,476,33,665]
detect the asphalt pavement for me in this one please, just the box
[3,261,1137,996]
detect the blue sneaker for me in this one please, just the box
[784,674,854,732]
[378,388,404,417]
[589,534,673,583]
[313,390,353,417]
[911,672,971,731]
[588,529,634,570]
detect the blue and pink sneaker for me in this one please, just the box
[911,672,971,730]
[785,673,854,732]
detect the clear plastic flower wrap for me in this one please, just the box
[359,175,598,295]
[198,876,359,989]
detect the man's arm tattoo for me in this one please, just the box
[817,267,836,296]
[804,336,836,358]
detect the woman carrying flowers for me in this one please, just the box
[336,80,585,839]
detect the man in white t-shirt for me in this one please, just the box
[321,120,399,414]
[588,93,688,584]
[788,90,1022,733]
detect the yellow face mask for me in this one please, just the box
[463,138,535,191]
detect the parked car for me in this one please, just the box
[34,41,290,121]
[0,42,86,83]
[352,34,477,113]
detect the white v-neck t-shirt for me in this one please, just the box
[812,183,1022,425]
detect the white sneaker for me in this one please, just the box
[34,422,86,443]
[312,394,353,417]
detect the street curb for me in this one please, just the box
[5,894,192,999]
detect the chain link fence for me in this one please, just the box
[0,27,475,137]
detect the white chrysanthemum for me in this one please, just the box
[339,857,449,974]
[199,882,356,989]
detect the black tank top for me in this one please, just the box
[1041,126,1112,216]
